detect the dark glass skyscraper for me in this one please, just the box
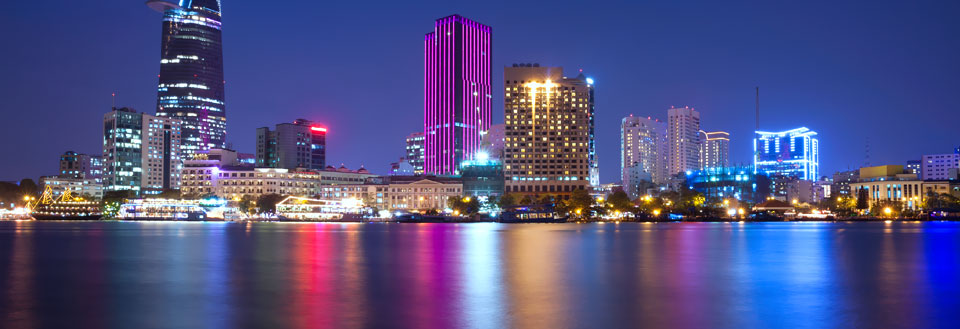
[148,0,226,155]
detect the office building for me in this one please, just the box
[503,64,595,197]
[921,151,960,180]
[256,119,326,170]
[148,0,227,154]
[461,157,504,199]
[423,14,492,175]
[621,115,666,195]
[754,127,819,180]
[699,131,730,169]
[667,106,701,176]
[405,132,424,175]
[102,107,182,194]
[59,151,103,183]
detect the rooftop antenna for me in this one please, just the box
[755,87,759,131]
[111,92,117,109]
[864,137,871,167]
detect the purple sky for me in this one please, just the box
[1,0,958,183]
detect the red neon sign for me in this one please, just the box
[310,126,327,132]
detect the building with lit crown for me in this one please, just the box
[754,127,819,181]
[699,130,730,169]
[423,14,492,175]
[256,119,326,170]
[148,0,227,155]
[102,107,183,195]
[503,64,595,198]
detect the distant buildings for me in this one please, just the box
[405,132,424,175]
[905,160,922,178]
[921,150,959,180]
[684,166,772,203]
[754,127,819,181]
[59,151,103,183]
[148,0,226,154]
[256,119,326,170]
[102,107,182,195]
[850,165,960,210]
[503,64,595,197]
[667,106,701,176]
[831,169,859,197]
[40,176,103,199]
[699,131,730,169]
[621,115,667,197]
[423,14,492,175]
[318,176,463,211]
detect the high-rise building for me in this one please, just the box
[102,107,182,194]
[754,127,819,180]
[256,119,326,170]
[59,151,103,184]
[699,130,730,169]
[667,106,701,176]
[148,0,226,155]
[405,132,424,175]
[621,115,667,192]
[921,152,960,180]
[503,64,595,197]
[423,14,492,175]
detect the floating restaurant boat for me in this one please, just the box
[30,186,102,221]
[275,196,369,222]
[117,199,209,221]
[499,205,568,223]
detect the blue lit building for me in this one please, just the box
[685,166,772,203]
[460,157,504,199]
[754,127,819,180]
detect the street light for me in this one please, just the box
[883,207,892,216]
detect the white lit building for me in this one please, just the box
[667,106,701,177]
[754,127,819,181]
[318,176,462,211]
[699,130,730,170]
[921,152,960,180]
[621,115,667,191]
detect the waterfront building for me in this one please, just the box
[699,131,730,169]
[316,165,379,185]
[621,115,667,191]
[503,64,595,198]
[256,119,327,170]
[102,107,182,195]
[684,166,772,203]
[667,106,701,176]
[59,151,103,183]
[318,176,463,211]
[906,160,922,178]
[148,0,226,155]
[849,165,960,210]
[921,151,960,180]
[754,127,819,181]
[423,14,492,175]
[39,176,103,199]
[460,156,504,199]
[405,132,425,175]
[180,166,319,200]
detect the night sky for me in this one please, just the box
[1,0,957,183]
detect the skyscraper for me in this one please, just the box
[148,0,226,155]
[405,132,425,175]
[667,106,701,176]
[503,64,595,197]
[423,14,492,175]
[621,115,667,188]
[754,127,819,180]
[256,119,327,170]
[699,130,730,169]
[103,107,182,194]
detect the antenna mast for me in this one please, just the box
[755,87,759,131]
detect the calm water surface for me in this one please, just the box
[1,221,958,328]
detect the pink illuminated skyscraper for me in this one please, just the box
[423,14,492,175]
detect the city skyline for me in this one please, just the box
[2,1,959,183]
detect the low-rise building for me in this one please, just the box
[318,176,462,211]
[181,167,319,200]
[39,176,103,199]
[849,165,960,210]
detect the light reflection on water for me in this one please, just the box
[0,221,958,328]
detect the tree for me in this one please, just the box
[238,195,256,214]
[606,190,634,217]
[256,194,285,214]
[856,188,869,210]
[18,178,39,197]
[448,196,481,216]
[569,188,594,218]
[498,193,517,209]
[870,200,903,218]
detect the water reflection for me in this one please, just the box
[0,221,957,328]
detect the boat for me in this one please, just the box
[117,199,212,221]
[275,196,370,222]
[499,205,568,223]
[30,186,102,221]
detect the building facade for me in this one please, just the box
[40,176,104,199]
[667,106,701,177]
[405,132,424,175]
[59,151,103,183]
[921,152,960,180]
[699,131,730,170]
[461,158,504,198]
[850,165,960,210]
[754,127,819,181]
[256,119,326,170]
[503,64,595,198]
[102,107,182,195]
[621,115,666,191]
[685,166,772,203]
[148,0,226,155]
[423,14,492,175]
[318,176,463,211]
[180,167,319,200]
